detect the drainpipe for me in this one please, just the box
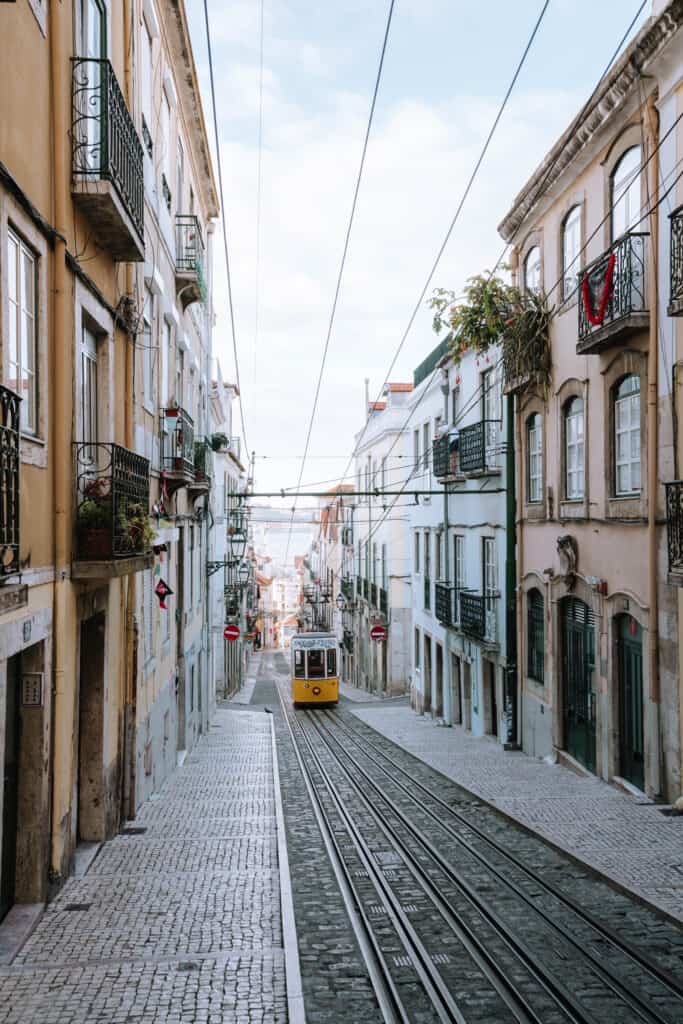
[49,0,73,882]
[646,94,661,797]
[504,391,519,749]
[440,368,451,722]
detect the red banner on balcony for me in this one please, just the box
[581,253,616,326]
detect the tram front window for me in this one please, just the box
[307,650,325,678]
[326,649,337,677]
[294,650,305,678]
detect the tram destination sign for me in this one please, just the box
[370,625,387,643]
[224,624,241,642]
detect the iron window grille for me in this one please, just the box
[0,384,20,578]
[71,57,144,238]
[578,231,648,345]
[74,441,151,560]
[459,591,498,643]
[669,206,683,315]
[424,575,431,610]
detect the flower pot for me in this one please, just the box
[78,527,111,561]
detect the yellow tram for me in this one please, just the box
[291,632,339,706]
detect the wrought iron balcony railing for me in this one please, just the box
[0,385,20,579]
[161,406,194,478]
[459,591,498,644]
[191,439,212,488]
[666,481,683,580]
[370,582,378,607]
[71,58,144,248]
[379,586,388,617]
[577,232,648,353]
[669,207,683,316]
[459,420,499,475]
[433,435,450,479]
[341,577,354,601]
[175,215,207,307]
[74,442,151,561]
[435,582,456,627]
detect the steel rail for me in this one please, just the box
[294,709,579,1024]
[307,710,673,1024]
[275,684,409,1024]
[327,710,683,1004]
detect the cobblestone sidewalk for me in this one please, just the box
[0,708,288,1023]
[350,704,683,923]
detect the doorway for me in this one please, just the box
[485,660,498,737]
[423,636,432,714]
[78,613,106,842]
[561,598,596,773]
[450,654,462,725]
[1,656,20,922]
[462,661,472,731]
[617,615,644,791]
[435,643,443,718]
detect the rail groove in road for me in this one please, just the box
[279,682,683,1023]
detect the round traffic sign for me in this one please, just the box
[224,624,241,642]
[370,625,387,642]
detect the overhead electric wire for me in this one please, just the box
[283,0,397,568]
[252,0,265,397]
[203,0,250,453]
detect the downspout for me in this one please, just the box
[504,391,519,749]
[511,246,524,755]
[49,0,71,881]
[440,368,451,723]
[646,94,661,796]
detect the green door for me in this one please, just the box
[618,615,644,791]
[562,598,596,773]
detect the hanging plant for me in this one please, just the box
[429,271,553,397]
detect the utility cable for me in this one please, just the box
[252,0,265,399]
[203,0,250,453]
[283,0,396,568]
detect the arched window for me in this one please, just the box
[611,146,641,241]
[527,589,544,683]
[524,246,541,294]
[614,375,641,495]
[564,396,585,500]
[527,413,543,503]
[562,206,581,300]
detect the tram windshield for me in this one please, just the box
[307,650,325,678]
[326,649,337,676]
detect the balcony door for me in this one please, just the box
[77,0,107,172]
[482,369,500,470]
[482,537,497,641]
[611,147,644,310]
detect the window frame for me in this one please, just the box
[524,245,541,295]
[7,227,39,435]
[527,588,545,684]
[611,145,642,243]
[561,205,581,302]
[527,412,543,504]
[614,374,641,497]
[564,396,585,501]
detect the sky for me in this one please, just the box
[186,0,649,567]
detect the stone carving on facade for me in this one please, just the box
[557,534,578,590]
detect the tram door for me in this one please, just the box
[561,598,596,773]
[617,615,644,791]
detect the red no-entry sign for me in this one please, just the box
[224,624,241,642]
[370,625,387,642]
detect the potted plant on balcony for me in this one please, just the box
[118,503,155,554]
[76,477,112,560]
[210,432,228,452]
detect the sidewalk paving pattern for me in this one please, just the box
[0,708,287,1023]
[350,703,683,922]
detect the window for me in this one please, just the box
[524,245,541,294]
[143,569,154,662]
[527,589,544,683]
[413,429,420,472]
[611,146,641,240]
[435,532,442,580]
[424,532,431,610]
[326,649,337,677]
[451,386,459,425]
[307,650,325,678]
[188,525,194,607]
[414,627,420,669]
[81,325,98,448]
[294,650,305,678]
[424,532,430,580]
[527,413,543,503]
[143,287,154,408]
[562,206,581,300]
[423,422,430,471]
[454,535,465,590]
[141,21,153,140]
[176,347,184,406]
[483,538,497,600]
[7,229,38,433]
[414,531,420,573]
[565,397,585,500]
[614,375,641,496]
[80,0,106,59]
[176,137,184,213]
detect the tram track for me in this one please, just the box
[278,677,683,1023]
[322,708,683,1002]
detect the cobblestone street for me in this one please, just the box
[0,705,288,1024]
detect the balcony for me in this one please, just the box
[669,207,683,316]
[175,215,206,310]
[0,385,21,584]
[188,439,212,497]
[577,232,648,355]
[343,629,354,653]
[459,592,498,645]
[435,582,456,627]
[342,525,354,546]
[341,577,354,601]
[72,442,152,579]
[379,587,388,617]
[459,420,499,475]
[433,433,462,482]
[161,406,195,492]
[666,481,683,584]
[71,58,144,261]
[363,578,369,601]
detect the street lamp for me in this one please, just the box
[335,592,346,611]
[238,562,250,586]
